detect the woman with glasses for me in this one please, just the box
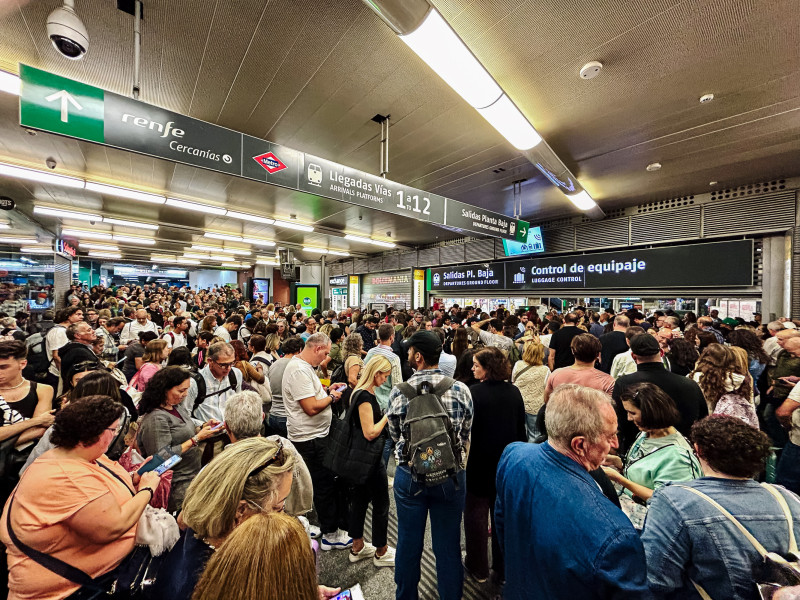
[602,382,701,527]
[136,366,220,512]
[0,395,163,600]
[154,437,313,600]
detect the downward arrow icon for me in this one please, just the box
[45,90,83,123]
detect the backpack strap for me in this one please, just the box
[675,485,768,556]
[432,377,455,398]
[512,364,534,383]
[396,382,417,399]
[762,483,799,554]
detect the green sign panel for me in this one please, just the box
[20,64,104,143]
[18,64,528,241]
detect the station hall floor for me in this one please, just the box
[317,460,501,600]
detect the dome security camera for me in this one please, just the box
[47,1,89,60]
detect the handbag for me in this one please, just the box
[677,483,800,600]
[0,433,31,480]
[323,390,383,485]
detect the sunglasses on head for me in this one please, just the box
[247,440,285,478]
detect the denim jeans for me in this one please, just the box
[394,466,466,600]
[382,436,395,467]
[776,440,800,495]
[265,414,287,438]
[525,413,540,443]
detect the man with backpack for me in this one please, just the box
[387,330,474,600]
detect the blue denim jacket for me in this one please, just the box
[641,478,800,599]
[495,442,648,599]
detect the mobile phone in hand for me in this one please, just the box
[137,455,165,475]
[153,454,181,475]
[210,422,225,432]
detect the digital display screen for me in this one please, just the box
[502,225,544,256]
[295,285,319,316]
[251,279,270,302]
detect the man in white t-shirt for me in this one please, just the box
[282,332,349,551]
[214,316,241,343]
[120,309,160,345]
[162,316,189,350]
[44,306,83,391]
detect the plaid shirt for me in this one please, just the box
[387,368,473,464]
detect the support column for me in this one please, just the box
[762,235,788,321]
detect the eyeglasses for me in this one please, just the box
[213,361,235,369]
[106,423,123,435]
[247,440,284,478]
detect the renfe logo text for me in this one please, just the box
[121,114,185,138]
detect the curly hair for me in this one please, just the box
[728,328,769,365]
[691,415,771,477]
[342,332,363,358]
[138,366,191,415]
[690,344,751,411]
[474,347,511,381]
[51,395,124,449]
[668,338,699,371]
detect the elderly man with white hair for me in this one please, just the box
[495,384,648,599]
[119,308,161,345]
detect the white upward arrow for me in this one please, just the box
[45,90,83,123]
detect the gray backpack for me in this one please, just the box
[396,377,461,486]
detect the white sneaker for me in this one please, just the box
[308,524,322,540]
[373,545,396,567]
[320,529,353,551]
[349,542,377,563]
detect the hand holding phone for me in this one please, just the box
[210,421,226,432]
[154,454,182,475]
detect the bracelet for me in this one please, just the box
[191,435,200,446]
[137,488,154,502]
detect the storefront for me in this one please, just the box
[329,276,349,312]
[360,269,418,311]
[0,248,56,318]
[428,240,759,316]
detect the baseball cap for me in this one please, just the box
[629,333,661,356]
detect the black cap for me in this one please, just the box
[406,330,443,356]
[629,333,660,357]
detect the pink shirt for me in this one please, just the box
[544,365,616,398]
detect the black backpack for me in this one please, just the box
[191,370,238,417]
[329,363,347,386]
[22,332,50,383]
[396,377,461,486]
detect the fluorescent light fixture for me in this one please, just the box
[256,258,280,265]
[220,248,251,255]
[33,206,101,221]
[103,218,159,231]
[182,252,211,259]
[344,234,396,248]
[80,243,120,251]
[152,256,178,263]
[176,258,200,265]
[218,256,236,262]
[112,235,156,245]
[61,228,113,240]
[20,246,53,254]
[273,219,314,232]
[85,182,165,204]
[190,244,222,252]
[477,95,542,150]
[566,190,597,210]
[327,249,350,256]
[0,223,10,229]
[0,71,20,96]
[165,198,227,215]
[88,251,123,259]
[241,237,276,247]
[400,10,501,109]
[303,247,327,253]
[204,232,243,242]
[0,236,38,244]
[225,210,274,225]
[0,163,84,189]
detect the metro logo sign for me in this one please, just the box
[253,152,287,174]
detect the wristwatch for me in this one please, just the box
[191,435,200,446]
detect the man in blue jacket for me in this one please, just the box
[495,383,648,599]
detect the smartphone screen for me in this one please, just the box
[154,454,182,475]
[210,422,225,432]
[332,592,351,600]
[137,455,165,475]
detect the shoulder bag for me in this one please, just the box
[323,390,383,485]
[677,483,800,600]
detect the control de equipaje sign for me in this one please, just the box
[18,64,527,242]
[429,240,754,291]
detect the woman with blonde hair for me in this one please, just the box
[345,356,395,567]
[130,338,168,391]
[511,339,550,441]
[156,437,299,599]
[192,512,319,600]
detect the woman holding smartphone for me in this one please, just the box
[136,366,219,512]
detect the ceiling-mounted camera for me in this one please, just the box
[45,157,57,170]
[47,0,89,60]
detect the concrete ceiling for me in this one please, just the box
[0,0,797,266]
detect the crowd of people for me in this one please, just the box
[0,282,799,600]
